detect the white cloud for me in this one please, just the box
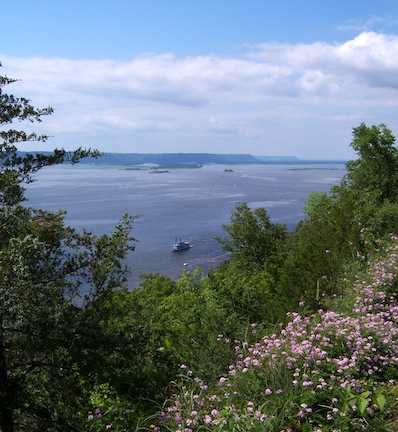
[1,31,398,159]
[252,32,398,94]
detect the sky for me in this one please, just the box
[1,0,398,160]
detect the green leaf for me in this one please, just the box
[358,397,369,415]
[375,394,386,411]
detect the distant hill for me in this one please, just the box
[77,153,299,166]
[79,153,257,165]
[17,152,347,167]
[255,155,300,163]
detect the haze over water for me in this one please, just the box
[24,163,346,288]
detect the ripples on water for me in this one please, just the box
[25,163,346,288]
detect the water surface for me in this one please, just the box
[25,163,346,287]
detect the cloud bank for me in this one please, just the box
[2,31,398,159]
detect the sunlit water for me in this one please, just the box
[24,163,346,288]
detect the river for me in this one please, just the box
[24,162,346,288]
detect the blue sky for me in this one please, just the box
[1,0,398,159]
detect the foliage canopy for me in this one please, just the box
[0,66,136,432]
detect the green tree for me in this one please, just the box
[132,270,239,380]
[276,186,357,312]
[0,66,136,431]
[79,274,178,406]
[215,202,287,271]
[206,262,281,324]
[276,123,398,313]
[344,123,398,242]
[0,64,101,206]
[347,122,398,205]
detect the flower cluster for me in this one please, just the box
[87,409,113,430]
[156,238,398,431]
